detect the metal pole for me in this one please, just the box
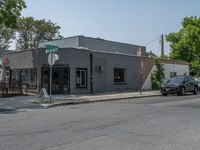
[140,72,142,95]
[90,53,93,94]
[50,52,52,103]
[140,61,143,95]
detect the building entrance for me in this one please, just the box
[42,67,70,94]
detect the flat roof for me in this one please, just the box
[4,47,188,65]
[39,35,145,48]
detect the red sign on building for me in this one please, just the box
[2,57,9,65]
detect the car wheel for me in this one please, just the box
[162,93,168,96]
[193,86,198,95]
[180,87,185,96]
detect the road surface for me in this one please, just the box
[0,94,200,150]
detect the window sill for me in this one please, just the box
[114,82,127,85]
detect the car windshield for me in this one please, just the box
[167,76,184,83]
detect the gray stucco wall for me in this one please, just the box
[4,48,142,94]
[92,52,141,92]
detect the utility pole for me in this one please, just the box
[161,34,164,58]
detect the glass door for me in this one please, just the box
[52,69,63,94]
[42,67,70,94]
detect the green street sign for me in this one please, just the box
[45,45,59,53]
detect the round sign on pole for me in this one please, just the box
[48,54,59,66]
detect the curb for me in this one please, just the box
[43,93,161,108]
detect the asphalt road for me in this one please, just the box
[0,94,200,150]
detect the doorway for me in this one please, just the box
[41,67,70,94]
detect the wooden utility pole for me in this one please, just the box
[161,34,164,58]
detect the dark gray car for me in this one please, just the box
[161,75,198,96]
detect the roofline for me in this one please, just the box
[39,35,146,48]
[4,47,188,65]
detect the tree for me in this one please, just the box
[0,24,15,49]
[0,0,26,28]
[166,16,200,76]
[151,58,165,90]
[160,54,169,60]
[154,59,165,84]
[16,17,63,50]
[145,50,157,58]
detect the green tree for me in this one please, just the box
[166,16,200,76]
[151,59,165,90]
[145,50,157,58]
[154,59,165,84]
[16,17,63,50]
[160,54,169,60]
[0,24,15,49]
[0,0,26,28]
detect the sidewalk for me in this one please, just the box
[0,91,161,111]
[40,90,161,107]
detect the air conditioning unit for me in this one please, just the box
[96,66,103,72]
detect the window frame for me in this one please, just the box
[76,68,88,88]
[113,68,127,85]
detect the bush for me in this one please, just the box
[151,59,165,90]
[151,72,160,90]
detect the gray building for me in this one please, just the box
[3,48,142,94]
[2,36,188,95]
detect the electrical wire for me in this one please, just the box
[144,36,160,46]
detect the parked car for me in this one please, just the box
[161,75,198,96]
[198,80,200,89]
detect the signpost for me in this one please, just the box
[45,45,59,103]
[140,61,144,95]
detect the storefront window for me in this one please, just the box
[64,69,70,93]
[76,68,87,88]
[42,69,49,89]
[20,68,37,88]
[31,68,37,88]
[11,70,20,81]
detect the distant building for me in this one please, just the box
[39,35,146,56]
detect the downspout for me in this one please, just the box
[90,53,93,94]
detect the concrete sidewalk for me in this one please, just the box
[40,90,161,107]
[0,91,161,111]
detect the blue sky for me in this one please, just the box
[21,0,200,56]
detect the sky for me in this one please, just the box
[21,0,200,56]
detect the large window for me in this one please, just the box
[20,68,37,88]
[11,70,20,81]
[76,68,87,88]
[114,68,126,84]
[30,68,37,88]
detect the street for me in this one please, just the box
[0,94,200,150]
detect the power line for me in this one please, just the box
[144,36,160,46]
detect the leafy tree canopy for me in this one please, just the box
[0,24,15,49]
[0,0,26,28]
[16,17,63,50]
[166,16,200,76]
